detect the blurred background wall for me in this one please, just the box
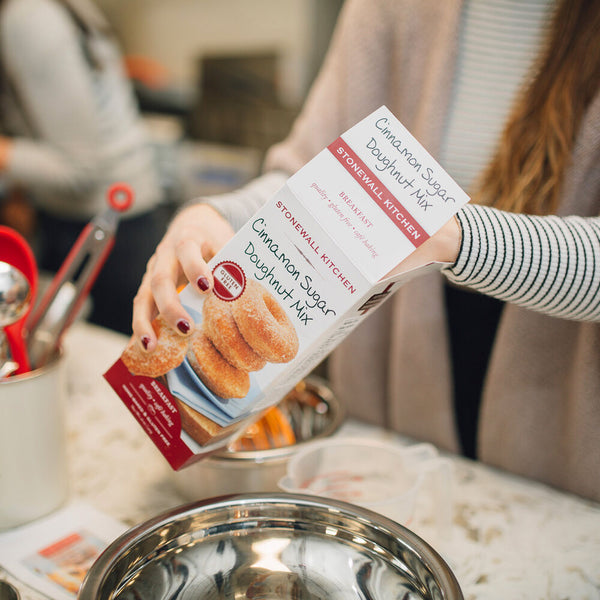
[93,0,344,200]
[96,0,343,108]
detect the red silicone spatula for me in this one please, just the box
[0,226,38,374]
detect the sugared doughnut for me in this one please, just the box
[187,330,250,398]
[231,280,299,363]
[202,293,266,371]
[121,316,187,377]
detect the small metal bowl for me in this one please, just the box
[0,582,20,600]
[79,493,463,600]
[171,376,345,499]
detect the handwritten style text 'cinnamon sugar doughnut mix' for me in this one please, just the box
[104,106,469,469]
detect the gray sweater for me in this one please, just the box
[205,0,600,501]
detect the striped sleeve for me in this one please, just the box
[443,204,600,322]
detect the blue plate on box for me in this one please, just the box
[167,362,230,427]
[167,359,262,427]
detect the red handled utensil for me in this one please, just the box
[0,226,38,374]
[26,183,134,369]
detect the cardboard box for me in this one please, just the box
[104,106,469,469]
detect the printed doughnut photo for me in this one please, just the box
[120,315,187,378]
[228,279,299,364]
[167,279,299,447]
[118,280,299,449]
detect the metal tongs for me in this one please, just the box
[26,183,134,369]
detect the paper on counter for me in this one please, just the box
[0,502,127,600]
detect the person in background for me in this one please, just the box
[131,0,600,501]
[0,0,167,334]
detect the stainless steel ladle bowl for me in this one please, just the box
[0,261,31,327]
[0,261,31,376]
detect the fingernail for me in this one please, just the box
[141,335,150,350]
[197,276,210,292]
[177,319,191,334]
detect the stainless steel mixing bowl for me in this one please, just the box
[79,493,463,600]
[171,376,345,500]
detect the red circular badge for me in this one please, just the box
[212,261,246,301]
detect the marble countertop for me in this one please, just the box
[3,322,600,600]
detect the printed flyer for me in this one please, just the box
[0,503,126,600]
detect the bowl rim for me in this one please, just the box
[79,492,463,600]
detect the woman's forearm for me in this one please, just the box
[200,171,289,232]
[444,204,600,322]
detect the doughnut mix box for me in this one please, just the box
[104,106,469,469]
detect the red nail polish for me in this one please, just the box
[141,336,150,350]
[197,276,210,292]
[177,319,190,334]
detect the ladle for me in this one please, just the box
[0,261,31,376]
[0,261,31,324]
[0,227,38,374]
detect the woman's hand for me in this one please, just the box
[0,136,12,170]
[397,215,461,273]
[131,203,235,352]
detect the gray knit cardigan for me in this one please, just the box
[207,0,600,500]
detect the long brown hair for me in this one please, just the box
[472,0,600,215]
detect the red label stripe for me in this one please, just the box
[327,137,428,247]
